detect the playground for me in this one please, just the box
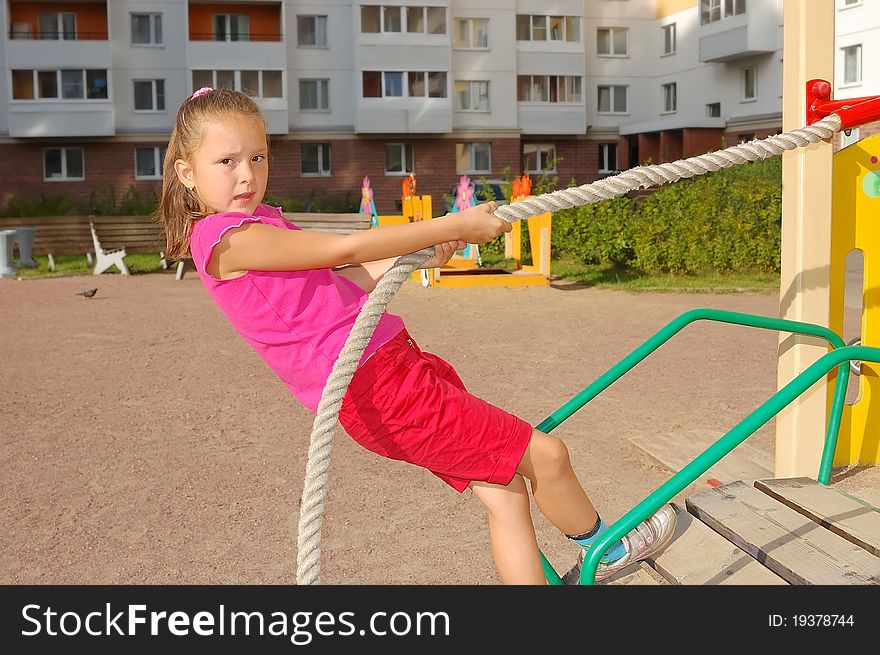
[0,273,876,585]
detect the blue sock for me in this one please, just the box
[567,517,627,563]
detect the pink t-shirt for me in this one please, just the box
[189,203,405,413]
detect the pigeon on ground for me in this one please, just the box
[75,288,98,298]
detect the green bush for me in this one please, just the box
[3,193,75,217]
[549,157,781,275]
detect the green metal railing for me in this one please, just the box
[530,308,879,585]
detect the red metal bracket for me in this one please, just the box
[807,78,880,130]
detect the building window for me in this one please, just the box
[44,147,84,180]
[662,82,677,113]
[598,143,617,173]
[135,146,166,180]
[517,76,582,103]
[454,18,488,49]
[841,0,862,7]
[385,143,414,174]
[12,69,107,100]
[406,7,446,34]
[523,144,556,173]
[598,85,627,113]
[701,0,746,25]
[454,81,489,111]
[663,23,676,55]
[597,27,627,56]
[842,44,862,85]
[213,13,249,42]
[133,80,165,111]
[193,71,282,98]
[706,102,721,117]
[742,66,757,100]
[363,71,446,98]
[299,79,329,110]
[516,15,580,42]
[38,11,76,40]
[456,142,491,174]
[301,144,331,176]
[297,15,327,47]
[131,13,162,45]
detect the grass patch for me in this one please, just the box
[14,253,170,278]
[550,257,779,292]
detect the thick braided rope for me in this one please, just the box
[295,114,842,584]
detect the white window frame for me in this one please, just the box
[598,143,617,174]
[742,66,757,101]
[596,27,627,56]
[454,80,490,111]
[131,13,162,46]
[517,75,582,104]
[404,6,446,34]
[456,142,491,174]
[453,18,489,49]
[39,11,76,40]
[662,23,676,56]
[43,147,84,181]
[299,78,330,111]
[385,143,414,175]
[192,70,283,99]
[701,0,746,25]
[706,102,721,117]
[662,82,677,114]
[597,85,628,114]
[213,13,249,42]
[841,44,862,87]
[300,143,332,177]
[523,144,557,173]
[134,146,166,180]
[133,79,165,112]
[517,15,580,42]
[297,15,327,47]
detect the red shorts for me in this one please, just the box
[338,329,533,493]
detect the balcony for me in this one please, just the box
[698,0,778,63]
[188,1,285,69]
[356,99,452,133]
[9,101,114,138]
[7,0,110,69]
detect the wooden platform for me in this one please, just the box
[595,477,880,585]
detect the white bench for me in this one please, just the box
[90,220,130,275]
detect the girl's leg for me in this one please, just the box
[470,476,546,584]
[515,429,599,536]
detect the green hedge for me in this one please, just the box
[551,157,782,275]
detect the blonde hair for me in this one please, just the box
[154,88,267,260]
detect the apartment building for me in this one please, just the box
[0,1,870,214]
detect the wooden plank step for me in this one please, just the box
[649,503,787,585]
[629,429,773,486]
[686,480,880,584]
[755,478,880,557]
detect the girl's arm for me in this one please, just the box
[334,240,466,292]
[209,202,506,280]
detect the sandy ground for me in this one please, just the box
[1,270,877,585]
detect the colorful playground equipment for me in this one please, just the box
[414,172,552,288]
[359,176,378,227]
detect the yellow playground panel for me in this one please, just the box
[828,135,880,466]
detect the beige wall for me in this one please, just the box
[655,0,697,19]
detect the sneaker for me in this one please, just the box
[571,504,678,583]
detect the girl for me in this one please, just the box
[156,87,677,584]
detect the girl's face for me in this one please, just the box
[175,115,268,215]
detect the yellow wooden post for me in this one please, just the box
[776,0,835,477]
